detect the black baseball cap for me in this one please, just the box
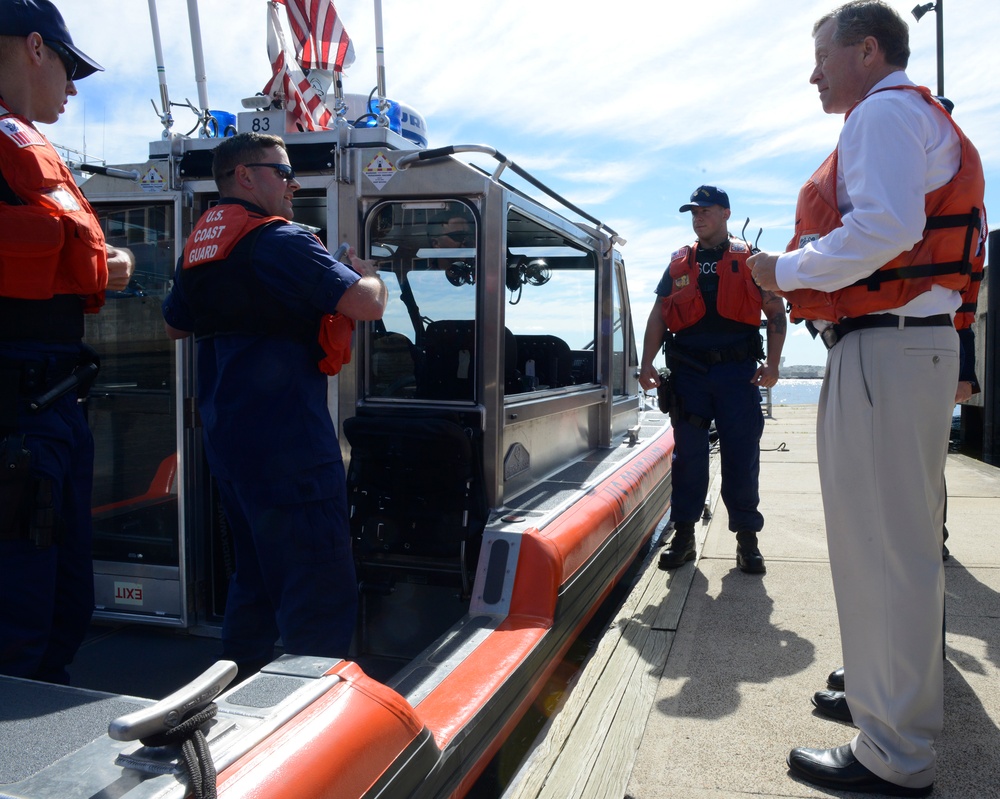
[0,0,104,80]
[679,185,730,213]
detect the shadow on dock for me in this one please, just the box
[501,404,1000,799]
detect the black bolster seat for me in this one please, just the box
[417,320,476,400]
[514,334,572,389]
[343,415,486,566]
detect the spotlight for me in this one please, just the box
[910,1,944,98]
[241,94,274,110]
[524,260,551,286]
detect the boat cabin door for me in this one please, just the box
[85,173,343,631]
[84,193,188,626]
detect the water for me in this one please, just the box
[771,377,823,405]
[770,378,962,423]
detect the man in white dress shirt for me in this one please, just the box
[749,1,986,795]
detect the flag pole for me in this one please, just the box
[373,0,389,127]
[146,0,174,138]
[332,72,349,128]
[185,0,213,137]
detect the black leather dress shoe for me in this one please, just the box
[735,542,766,574]
[827,665,845,691]
[812,689,853,723]
[658,535,695,570]
[787,744,933,796]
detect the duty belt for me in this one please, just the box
[0,355,80,395]
[816,313,952,349]
[0,296,85,342]
[0,346,100,427]
[670,340,758,369]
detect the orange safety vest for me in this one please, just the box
[659,239,762,332]
[0,105,107,311]
[955,214,986,330]
[181,203,354,375]
[182,203,281,269]
[782,86,986,324]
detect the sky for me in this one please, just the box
[49,0,1000,366]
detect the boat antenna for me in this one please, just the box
[373,0,389,127]
[332,70,349,129]
[185,0,214,138]
[146,0,174,138]
[741,217,762,254]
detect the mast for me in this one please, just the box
[147,0,173,137]
[373,0,389,127]
[185,0,213,137]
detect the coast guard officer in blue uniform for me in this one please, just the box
[162,132,386,678]
[0,0,134,683]
[639,186,786,574]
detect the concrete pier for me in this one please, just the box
[503,403,1000,799]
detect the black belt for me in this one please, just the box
[0,296,85,342]
[0,346,100,428]
[0,356,80,395]
[669,333,762,370]
[820,313,952,349]
[694,342,755,365]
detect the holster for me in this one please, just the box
[0,344,90,547]
[0,434,55,548]
[656,368,712,430]
[656,369,674,416]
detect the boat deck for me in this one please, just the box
[502,403,1000,799]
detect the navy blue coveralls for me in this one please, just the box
[162,200,361,671]
[0,336,96,684]
[656,241,765,533]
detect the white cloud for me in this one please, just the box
[45,0,1000,366]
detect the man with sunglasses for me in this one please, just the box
[427,209,474,278]
[162,132,386,681]
[429,209,476,286]
[431,212,472,249]
[0,0,134,683]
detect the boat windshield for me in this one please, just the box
[363,200,599,401]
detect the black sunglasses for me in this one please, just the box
[225,163,297,181]
[442,230,470,245]
[45,41,77,80]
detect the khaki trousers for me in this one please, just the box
[817,322,958,789]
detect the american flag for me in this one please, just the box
[1,117,47,148]
[277,0,355,73]
[263,2,334,131]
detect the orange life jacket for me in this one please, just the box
[181,202,354,374]
[0,104,107,311]
[782,86,986,324]
[955,209,986,330]
[659,239,762,332]
[182,203,280,270]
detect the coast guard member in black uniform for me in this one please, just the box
[1,0,134,683]
[639,186,786,574]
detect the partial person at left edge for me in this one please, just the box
[0,0,134,684]
[161,131,387,682]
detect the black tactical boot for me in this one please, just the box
[736,531,766,574]
[658,523,696,570]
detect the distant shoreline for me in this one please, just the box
[779,366,824,379]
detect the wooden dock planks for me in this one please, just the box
[503,459,722,799]
[502,539,691,798]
